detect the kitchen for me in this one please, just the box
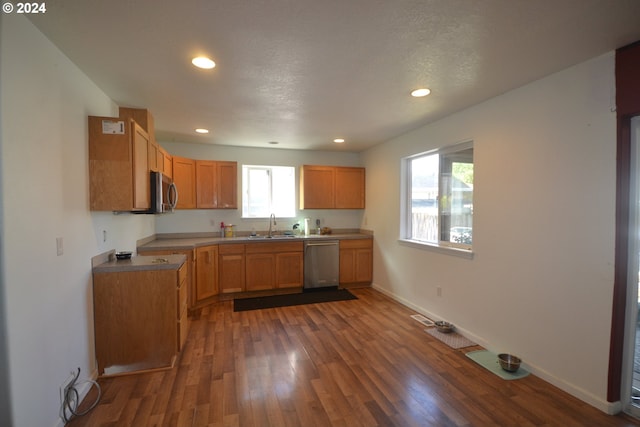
[3,2,640,426]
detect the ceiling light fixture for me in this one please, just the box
[195,128,209,134]
[268,141,279,145]
[333,138,345,144]
[191,56,216,69]
[411,88,431,97]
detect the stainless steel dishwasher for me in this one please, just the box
[304,240,339,290]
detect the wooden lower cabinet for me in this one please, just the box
[245,242,303,291]
[276,251,304,288]
[195,245,219,304]
[142,249,196,309]
[339,238,373,285]
[246,253,275,291]
[93,260,187,376]
[219,244,246,293]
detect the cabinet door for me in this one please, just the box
[300,165,335,209]
[173,156,196,209]
[355,248,373,282]
[219,245,245,293]
[276,252,303,288]
[89,116,135,211]
[132,123,151,210]
[217,161,238,208]
[246,253,275,291]
[339,248,357,283]
[335,167,365,209]
[162,149,173,178]
[196,160,217,208]
[339,239,373,285]
[195,245,219,302]
[93,269,176,375]
[148,139,160,172]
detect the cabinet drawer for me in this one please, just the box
[245,241,303,254]
[219,243,245,255]
[339,238,372,249]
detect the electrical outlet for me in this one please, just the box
[59,371,76,406]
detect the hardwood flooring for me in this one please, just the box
[69,288,640,426]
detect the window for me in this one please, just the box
[402,141,474,251]
[242,165,296,218]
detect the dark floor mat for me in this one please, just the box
[234,288,357,312]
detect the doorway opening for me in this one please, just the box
[622,116,640,418]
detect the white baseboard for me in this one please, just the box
[370,283,622,415]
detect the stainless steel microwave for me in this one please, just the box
[150,171,178,213]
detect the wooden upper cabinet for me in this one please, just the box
[132,124,151,210]
[196,160,216,208]
[119,107,155,136]
[300,165,365,209]
[335,167,365,208]
[119,107,164,173]
[160,147,172,178]
[300,165,335,209]
[195,160,238,209]
[217,161,238,208]
[173,156,196,209]
[89,116,150,211]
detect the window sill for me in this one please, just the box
[398,239,474,259]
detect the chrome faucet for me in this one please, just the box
[268,213,277,237]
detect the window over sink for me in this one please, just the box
[242,165,296,218]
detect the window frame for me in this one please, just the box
[241,164,296,218]
[399,140,474,258]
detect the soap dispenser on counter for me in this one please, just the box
[304,218,310,236]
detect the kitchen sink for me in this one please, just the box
[247,235,298,239]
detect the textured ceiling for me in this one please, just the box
[29,0,640,152]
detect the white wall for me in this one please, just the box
[0,16,155,427]
[362,53,617,412]
[0,13,621,424]
[156,142,365,234]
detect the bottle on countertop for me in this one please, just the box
[304,218,310,236]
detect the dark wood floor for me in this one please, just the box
[69,288,640,426]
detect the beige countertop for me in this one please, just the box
[93,254,186,273]
[138,232,372,252]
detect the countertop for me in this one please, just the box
[138,233,372,252]
[93,254,187,273]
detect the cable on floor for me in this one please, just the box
[60,367,101,424]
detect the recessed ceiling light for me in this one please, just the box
[191,56,216,69]
[268,141,279,145]
[195,128,209,134]
[411,88,431,97]
[333,138,345,143]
